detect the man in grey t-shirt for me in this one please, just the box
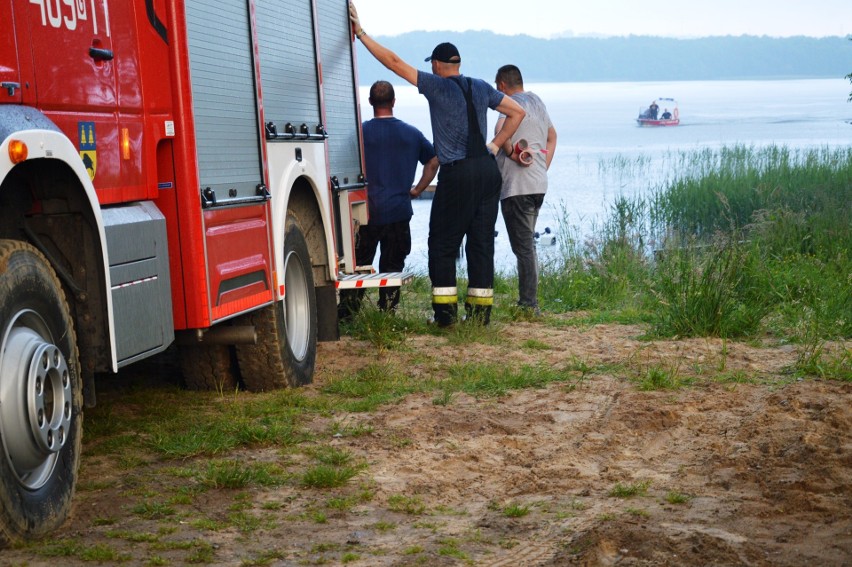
[494,64,558,312]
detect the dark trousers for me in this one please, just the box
[428,155,501,324]
[339,221,411,318]
[501,194,545,308]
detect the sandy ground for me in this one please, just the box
[3,318,851,566]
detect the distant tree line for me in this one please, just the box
[356,32,852,86]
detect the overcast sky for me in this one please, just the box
[350,0,852,39]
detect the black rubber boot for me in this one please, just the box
[432,302,458,327]
[464,303,492,325]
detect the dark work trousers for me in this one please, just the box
[339,221,411,319]
[428,154,502,324]
[501,193,545,308]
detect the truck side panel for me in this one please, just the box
[103,202,173,366]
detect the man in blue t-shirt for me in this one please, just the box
[349,2,526,326]
[339,80,438,320]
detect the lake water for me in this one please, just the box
[358,78,852,274]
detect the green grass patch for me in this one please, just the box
[321,363,429,412]
[796,342,852,381]
[387,494,427,515]
[448,362,574,398]
[665,491,692,504]
[501,503,531,518]
[609,480,651,498]
[131,501,176,520]
[301,464,361,489]
[199,460,288,489]
[521,339,551,351]
[342,304,417,352]
[633,363,688,391]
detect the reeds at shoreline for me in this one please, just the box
[536,144,851,345]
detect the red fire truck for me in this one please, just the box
[0,0,406,544]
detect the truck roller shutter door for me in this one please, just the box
[316,0,363,188]
[185,0,264,204]
[255,0,322,134]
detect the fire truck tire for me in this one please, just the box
[0,240,82,547]
[178,345,239,392]
[236,216,316,389]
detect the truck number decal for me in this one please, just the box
[30,0,111,37]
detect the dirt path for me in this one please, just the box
[4,320,851,566]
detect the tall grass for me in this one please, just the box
[536,144,851,340]
[650,235,767,338]
[537,197,651,311]
[652,145,852,248]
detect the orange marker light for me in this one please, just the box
[8,140,28,164]
[121,128,131,160]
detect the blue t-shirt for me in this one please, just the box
[362,117,436,225]
[417,71,505,165]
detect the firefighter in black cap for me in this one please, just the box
[348,2,526,326]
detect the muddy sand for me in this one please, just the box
[4,318,850,566]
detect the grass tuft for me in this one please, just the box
[609,480,651,498]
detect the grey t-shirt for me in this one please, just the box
[417,71,505,165]
[496,91,553,199]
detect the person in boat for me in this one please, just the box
[649,101,659,119]
[661,108,672,120]
[639,101,659,120]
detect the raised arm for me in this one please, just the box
[350,2,418,87]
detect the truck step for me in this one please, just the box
[336,272,415,290]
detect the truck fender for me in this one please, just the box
[0,107,118,372]
[267,147,335,297]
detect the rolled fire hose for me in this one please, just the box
[513,139,547,166]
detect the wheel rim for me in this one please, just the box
[0,309,71,490]
[283,249,310,361]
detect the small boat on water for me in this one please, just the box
[636,97,680,126]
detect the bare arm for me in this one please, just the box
[545,126,557,170]
[494,116,511,154]
[493,115,524,164]
[488,96,525,155]
[410,156,439,198]
[350,2,417,86]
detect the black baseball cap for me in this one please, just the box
[425,42,461,63]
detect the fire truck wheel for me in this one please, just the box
[178,344,239,392]
[0,241,82,547]
[236,216,317,389]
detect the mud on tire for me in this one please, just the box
[178,344,240,392]
[0,240,82,547]
[236,215,317,390]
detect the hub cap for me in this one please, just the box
[0,310,71,489]
[284,250,309,361]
